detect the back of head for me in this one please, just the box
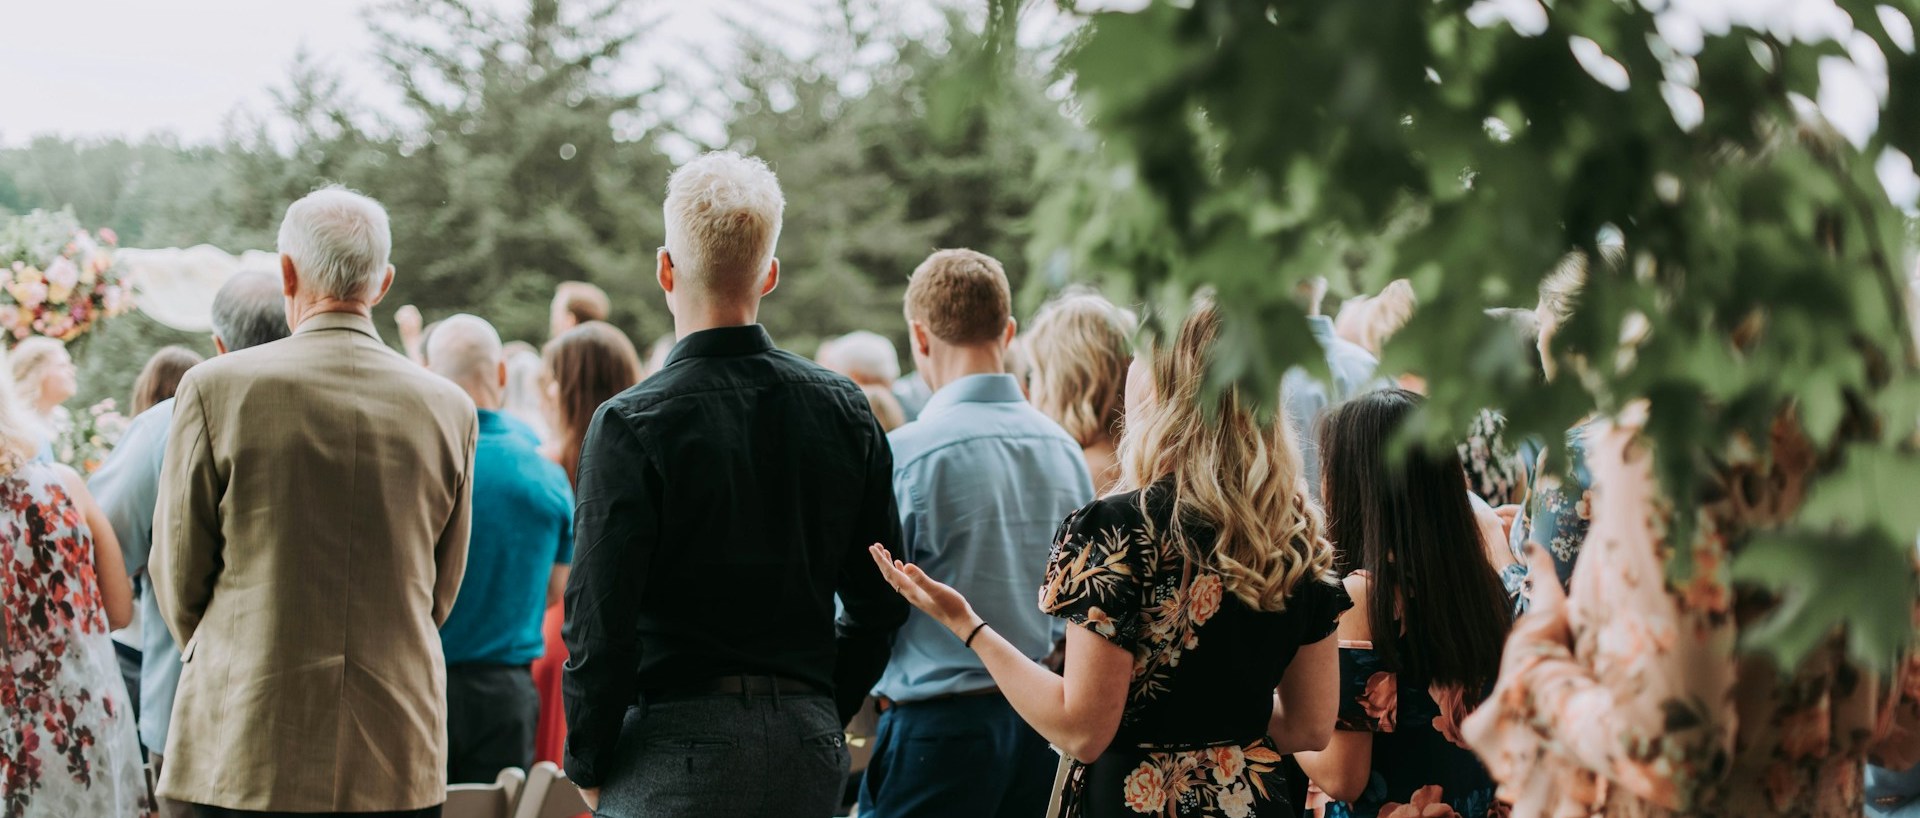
[818,330,901,387]
[9,336,66,411]
[1025,290,1136,447]
[132,345,206,414]
[1115,295,1336,613]
[211,270,294,352]
[1317,388,1511,694]
[663,151,786,304]
[904,249,1012,347]
[426,314,505,403]
[0,346,41,471]
[555,281,611,325]
[277,186,392,303]
[542,321,643,485]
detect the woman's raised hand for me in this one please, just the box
[868,544,979,637]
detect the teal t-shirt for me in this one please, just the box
[438,409,575,666]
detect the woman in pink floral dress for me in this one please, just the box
[870,298,1349,817]
[0,346,151,818]
[1461,406,1920,817]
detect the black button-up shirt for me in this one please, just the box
[560,324,908,787]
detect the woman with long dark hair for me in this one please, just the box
[539,321,642,485]
[1296,388,1511,818]
[530,320,642,766]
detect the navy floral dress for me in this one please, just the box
[1501,421,1596,614]
[1321,643,1502,818]
[1039,482,1349,818]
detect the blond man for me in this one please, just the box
[562,152,908,817]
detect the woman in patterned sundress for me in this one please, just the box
[870,296,1349,817]
[0,342,151,817]
[1295,389,1512,818]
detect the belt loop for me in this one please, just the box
[773,676,783,710]
[739,675,749,709]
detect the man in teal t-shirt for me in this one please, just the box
[429,315,575,783]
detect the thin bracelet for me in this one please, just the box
[964,621,990,649]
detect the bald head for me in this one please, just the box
[426,314,505,408]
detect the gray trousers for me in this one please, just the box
[595,692,849,818]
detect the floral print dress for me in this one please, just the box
[1461,408,1920,817]
[1500,421,1596,615]
[0,462,152,817]
[1038,482,1349,818]
[1322,642,1501,818]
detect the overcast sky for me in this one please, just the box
[0,0,917,148]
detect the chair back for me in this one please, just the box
[514,761,592,818]
[445,767,526,818]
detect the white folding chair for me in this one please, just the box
[514,761,592,818]
[445,767,526,818]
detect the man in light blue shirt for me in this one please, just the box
[857,250,1094,818]
[1282,279,1381,489]
[89,270,289,784]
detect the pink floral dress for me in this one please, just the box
[1461,410,1920,817]
[1039,482,1349,818]
[0,462,153,817]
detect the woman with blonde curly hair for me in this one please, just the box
[1025,290,1135,495]
[871,295,1349,817]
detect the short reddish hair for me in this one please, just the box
[904,249,1011,346]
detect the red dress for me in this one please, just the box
[531,602,568,764]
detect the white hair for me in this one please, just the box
[277,186,393,301]
[819,331,901,385]
[663,151,785,299]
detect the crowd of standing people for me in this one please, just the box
[4,147,1920,818]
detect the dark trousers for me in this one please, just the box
[191,807,440,818]
[857,694,1056,818]
[596,692,848,818]
[446,663,538,784]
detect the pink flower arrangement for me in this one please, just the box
[0,209,135,343]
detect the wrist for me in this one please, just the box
[947,611,984,641]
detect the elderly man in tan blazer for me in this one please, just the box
[153,186,477,818]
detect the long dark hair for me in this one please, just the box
[542,321,641,487]
[1319,388,1511,696]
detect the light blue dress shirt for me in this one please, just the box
[1283,315,1381,489]
[87,397,178,754]
[874,373,1094,702]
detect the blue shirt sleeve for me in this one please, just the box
[89,401,173,577]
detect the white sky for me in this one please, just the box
[0,0,948,149]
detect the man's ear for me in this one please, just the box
[657,247,675,295]
[1002,316,1017,348]
[759,258,780,297]
[367,265,396,307]
[496,358,509,390]
[910,320,933,357]
[280,254,299,297]
[212,335,229,356]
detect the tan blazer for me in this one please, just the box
[152,312,476,812]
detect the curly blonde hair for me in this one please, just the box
[1024,290,1136,448]
[1116,295,1339,612]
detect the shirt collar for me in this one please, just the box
[293,311,382,342]
[476,408,508,431]
[665,324,777,366]
[918,373,1027,420]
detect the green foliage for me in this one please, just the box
[1030,0,1920,669]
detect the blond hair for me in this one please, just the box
[9,336,67,414]
[904,249,1012,345]
[663,151,786,301]
[1025,290,1136,448]
[1334,279,1416,356]
[0,345,42,472]
[1117,296,1338,612]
